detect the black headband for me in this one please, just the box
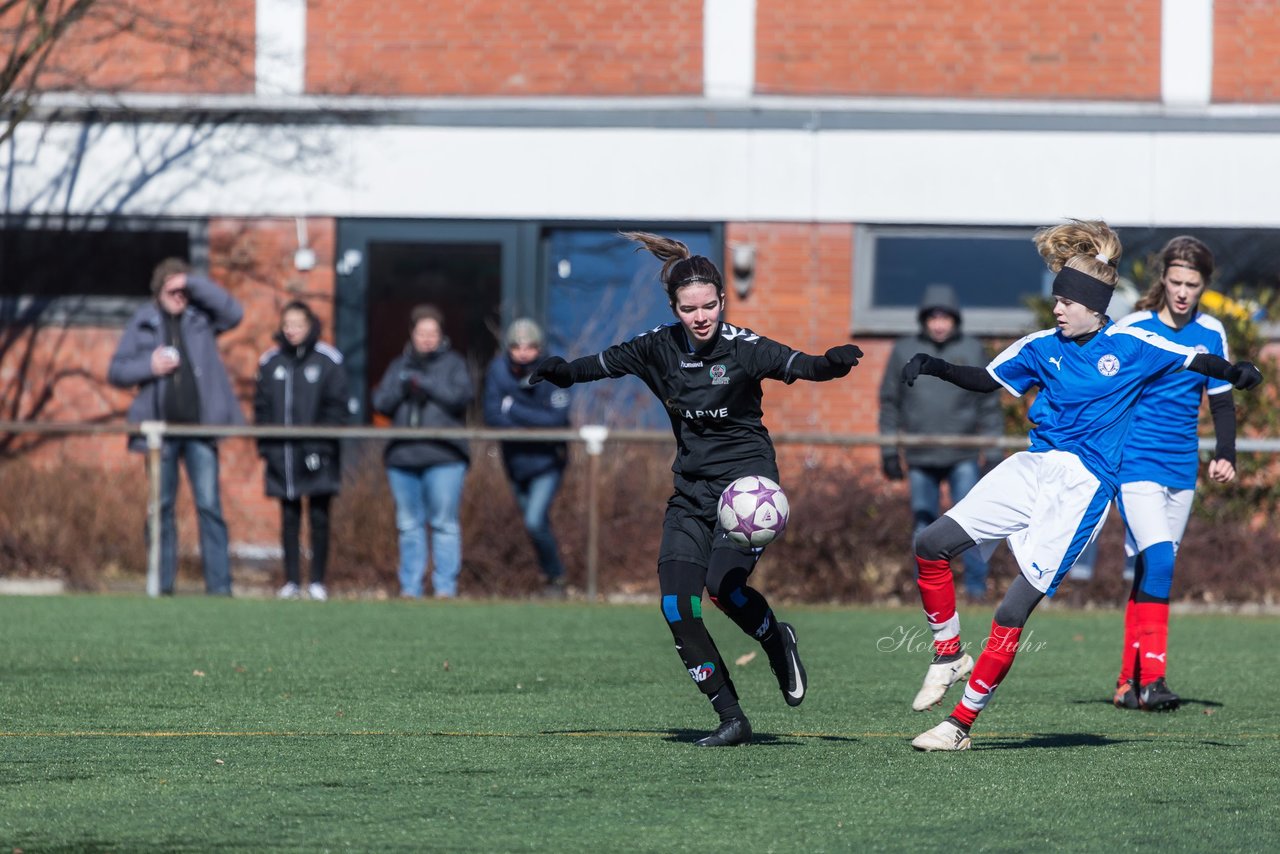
[1052,266,1113,315]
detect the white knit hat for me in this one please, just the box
[505,317,544,348]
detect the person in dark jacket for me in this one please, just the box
[371,304,474,598]
[483,318,572,597]
[107,258,244,595]
[878,283,1004,600]
[254,301,351,602]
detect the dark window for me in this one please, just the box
[0,224,194,326]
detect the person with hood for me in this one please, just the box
[372,304,474,599]
[878,283,1004,601]
[108,258,244,596]
[253,301,351,602]
[483,318,573,597]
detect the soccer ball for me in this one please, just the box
[717,475,790,548]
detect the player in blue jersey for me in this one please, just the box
[897,220,1262,751]
[533,231,864,747]
[1111,236,1235,712]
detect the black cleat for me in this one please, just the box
[694,717,753,747]
[769,622,807,707]
[1113,678,1140,710]
[1139,677,1181,711]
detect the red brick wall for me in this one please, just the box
[305,0,702,95]
[1213,0,1280,102]
[755,0,1162,100]
[724,222,885,438]
[39,0,256,94]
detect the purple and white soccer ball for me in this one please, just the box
[717,475,790,548]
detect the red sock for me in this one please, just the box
[1134,601,1170,682]
[1118,598,1139,684]
[951,621,1022,727]
[916,556,959,656]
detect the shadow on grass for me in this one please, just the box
[978,732,1136,750]
[1069,696,1225,710]
[539,729,857,745]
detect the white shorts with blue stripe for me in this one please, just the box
[945,450,1113,596]
[1118,481,1195,558]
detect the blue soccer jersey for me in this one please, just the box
[1115,310,1231,489]
[987,320,1196,491]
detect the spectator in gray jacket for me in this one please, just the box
[372,305,474,598]
[107,259,244,595]
[878,283,1004,600]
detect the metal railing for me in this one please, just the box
[4,419,1278,598]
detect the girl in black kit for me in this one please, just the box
[533,232,863,746]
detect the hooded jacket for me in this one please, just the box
[482,351,572,483]
[253,318,351,499]
[107,274,245,452]
[371,338,473,469]
[878,284,1004,468]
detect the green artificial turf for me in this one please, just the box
[2,596,1278,851]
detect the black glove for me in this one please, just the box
[881,453,904,481]
[402,371,431,403]
[1226,360,1263,391]
[901,353,944,387]
[531,356,574,389]
[821,344,864,378]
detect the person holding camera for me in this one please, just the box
[254,301,351,602]
[108,258,243,595]
[372,305,474,599]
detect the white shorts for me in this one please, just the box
[1117,481,1195,557]
[945,450,1113,596]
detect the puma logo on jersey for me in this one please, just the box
[1048,356,1063,371]
[1144,651,1167,663]
[925,609,942,622]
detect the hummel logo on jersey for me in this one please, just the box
[719,324,759,343]
[681,360,704,368]
[1048,356,1063,371]
[1144,651,1167,663]
[689,662,716,683]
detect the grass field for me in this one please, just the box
[2,595,1279,852]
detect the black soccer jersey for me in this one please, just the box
[587,322,804,481]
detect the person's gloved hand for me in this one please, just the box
[531,356,574,388]
[1227,360,1263,390]
[402,371,431,403]
[901,353,944,387]
[822,344,864,378]
[881,453,904,481]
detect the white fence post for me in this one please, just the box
[579,425,609,602]
[141,421,166,598]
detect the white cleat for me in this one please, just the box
[911,719,971,752]
[277,582,301,600]
[307,582,329,602]
[911,653,974,711]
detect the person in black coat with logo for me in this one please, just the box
[253,301,351,601]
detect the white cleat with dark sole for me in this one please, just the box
[912,653,974,711]
[911,719,972,752]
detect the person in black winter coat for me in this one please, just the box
[371,304,474,599]
[483,318,572,596]
[878,283,1004,600]
[254,301,351,601]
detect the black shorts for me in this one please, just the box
[657,467,779,567]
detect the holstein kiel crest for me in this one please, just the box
[1096,354,1120,377]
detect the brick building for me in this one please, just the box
[3,0,1279,555]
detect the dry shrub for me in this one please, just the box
[0,458,148,590]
